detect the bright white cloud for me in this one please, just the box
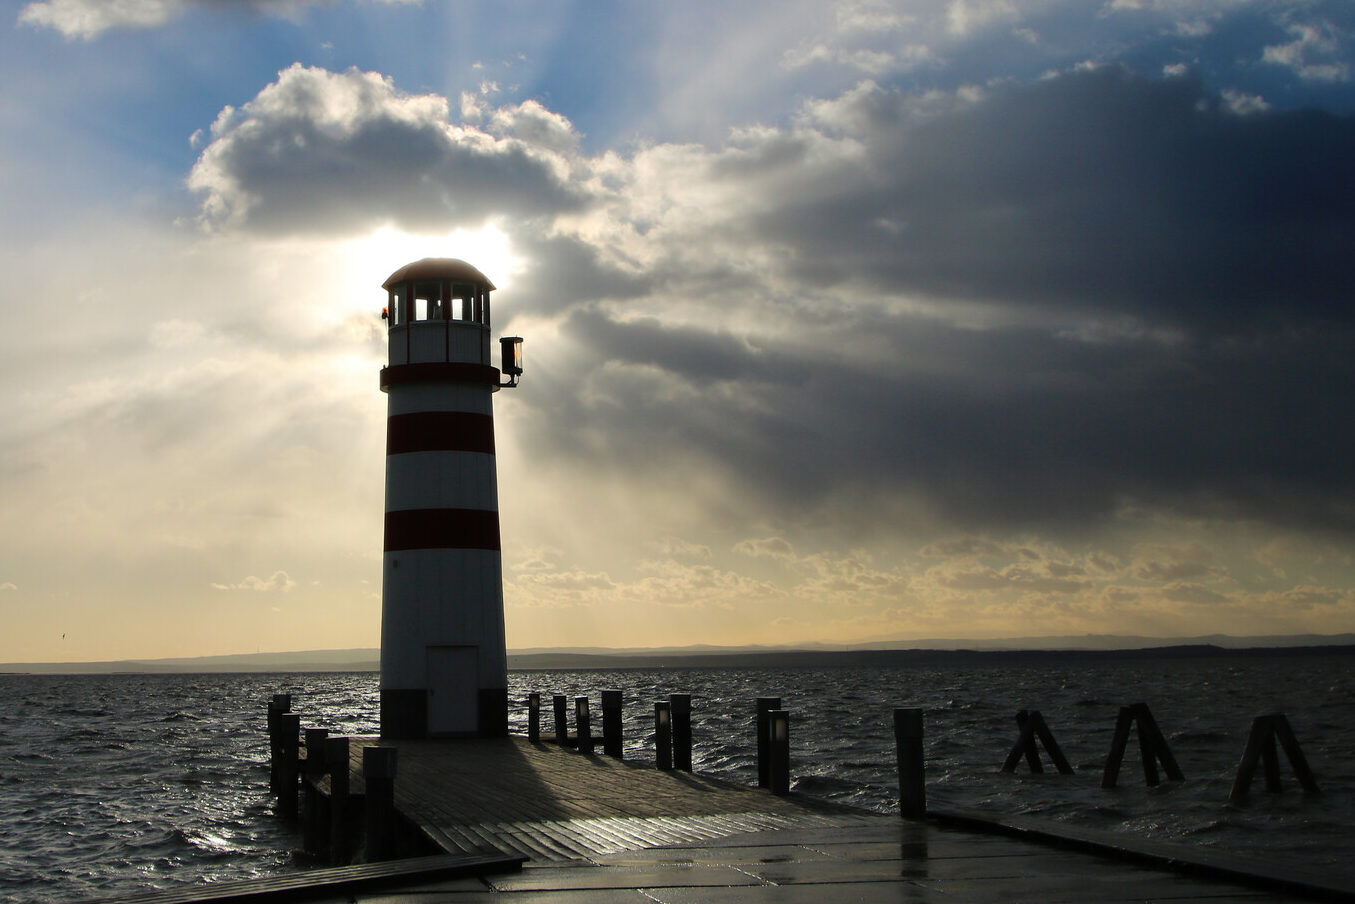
[211,571,297,592]
[1262,20,1351,82]
[17,0,420,39]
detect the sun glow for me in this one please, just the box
[338,223,523,301]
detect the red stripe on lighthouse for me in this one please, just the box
[386,412,496,455]
[384,508,502,552]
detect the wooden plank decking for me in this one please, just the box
[348,736,873,861]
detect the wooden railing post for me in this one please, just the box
[553,694,569,746]
[602,690,623,758]
[654,701,673,771]
[768,709,790,795]
[267,693,291,795]
[756,697,781,788]
[894,708,926,818]
[326,736,351,865]
[276,713,301,819]
[527,692,540,742]
[575,696,593,754]
[670,693,692,771]
[363,746,399,862]
[301,728,329,854]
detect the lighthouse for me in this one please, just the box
[378,258,522,739]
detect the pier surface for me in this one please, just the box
[322,736,1325,903]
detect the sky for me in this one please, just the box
[2,0,1354,663]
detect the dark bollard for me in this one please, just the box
[301,728,329,854]
[267,694,292,795]
[576,696,593,754]
[553,694,569,746]
[363,746,399,862]
[1230,713,1320,801]
[768,709,790,795]
[756,697,781,788]
[894,708,926,818]
[326,736,351,865]
[670,693,692,771]
[655,701,673,770]
[276,713,301,818]
[602,690,623,758]
[528,692,540,742]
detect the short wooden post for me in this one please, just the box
[1102,703,1182,788]
[894,708,925,818]
[267,693,292,794]
[301,728,329,855]
[756,696,781,788]
[276,713,301,818]
[1002,710,1074,775]
[655,701,673,770]
[527,692,540,742]
[670,693,692,771]
[575,696,593,754]
[768,709,790,795]
[363,746,399,862]
[1230,714,1320,801]
[602,690,623,758]
[553,694,569,746]
[326,736,351,865]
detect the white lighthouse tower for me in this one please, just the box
[378,258,522,739]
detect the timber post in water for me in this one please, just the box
[1229,713,1320,801]
[670,693,693,771]
[654,700,673,770]
[602,690,624,758]
[267,693,292,795]
[768,709,791,795]
[756,696,781,788]
[1002,709,1075,775]
[1102,702,1183,788]
[894,708,926,818]
[276,713,301,819]
[378,258,523,740]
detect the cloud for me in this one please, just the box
[17,0,419,39]
[211,571,296,592]
[1262,20,1351,83]
[0,583,16,592]
[735,537,797,559]
[188,64,585,234]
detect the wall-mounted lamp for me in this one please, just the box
[499,336,523,387]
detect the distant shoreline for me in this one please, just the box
[3,638,1353,674]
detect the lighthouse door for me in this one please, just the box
[425,645,479,736]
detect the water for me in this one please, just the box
[1,654,1351,902]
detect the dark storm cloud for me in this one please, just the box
[764,68,1355,331]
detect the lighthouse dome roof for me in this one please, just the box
[382,258,496,291]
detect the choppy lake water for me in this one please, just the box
[2,654,1352,902]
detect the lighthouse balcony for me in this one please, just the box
[388,319,492,367]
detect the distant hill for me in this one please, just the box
[2,634,1352,674]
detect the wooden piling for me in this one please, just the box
[654,701,673,771]
[1102,702,1183,789]
[670,693,692,772]
[267,694,292,795]
[756,696,781,789]
[768,709,790,795]
[575,696,593,755]
[527,692,540,743]
[326,736,351,865]
[302,728,329,855]
[1002,710,1074,775]
[602,690,623,758]
[276,712,301,819]
[1230,714,1320,801]
[894,708,926,818]
[363,746,399,862]
[552,695,569,746]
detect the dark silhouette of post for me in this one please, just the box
[1230,714,1319,801]
[602,690,623,758]
[1002,710,1074,775]
[553,694,569,746]
[575,696,593,754]
[670,693,692,771]
[894,708,926,818]
[655,701,673,770]
[756,696,781,788]
[363,746,399,862]
[301,728,329,854]
[326,736,351,864]
[1103,702,1183,788]
[268,693,292,794]
[528,692,540,742]
[276,712,301,818]
[768,709,791,795]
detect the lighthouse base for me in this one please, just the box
[380,688,508,739]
